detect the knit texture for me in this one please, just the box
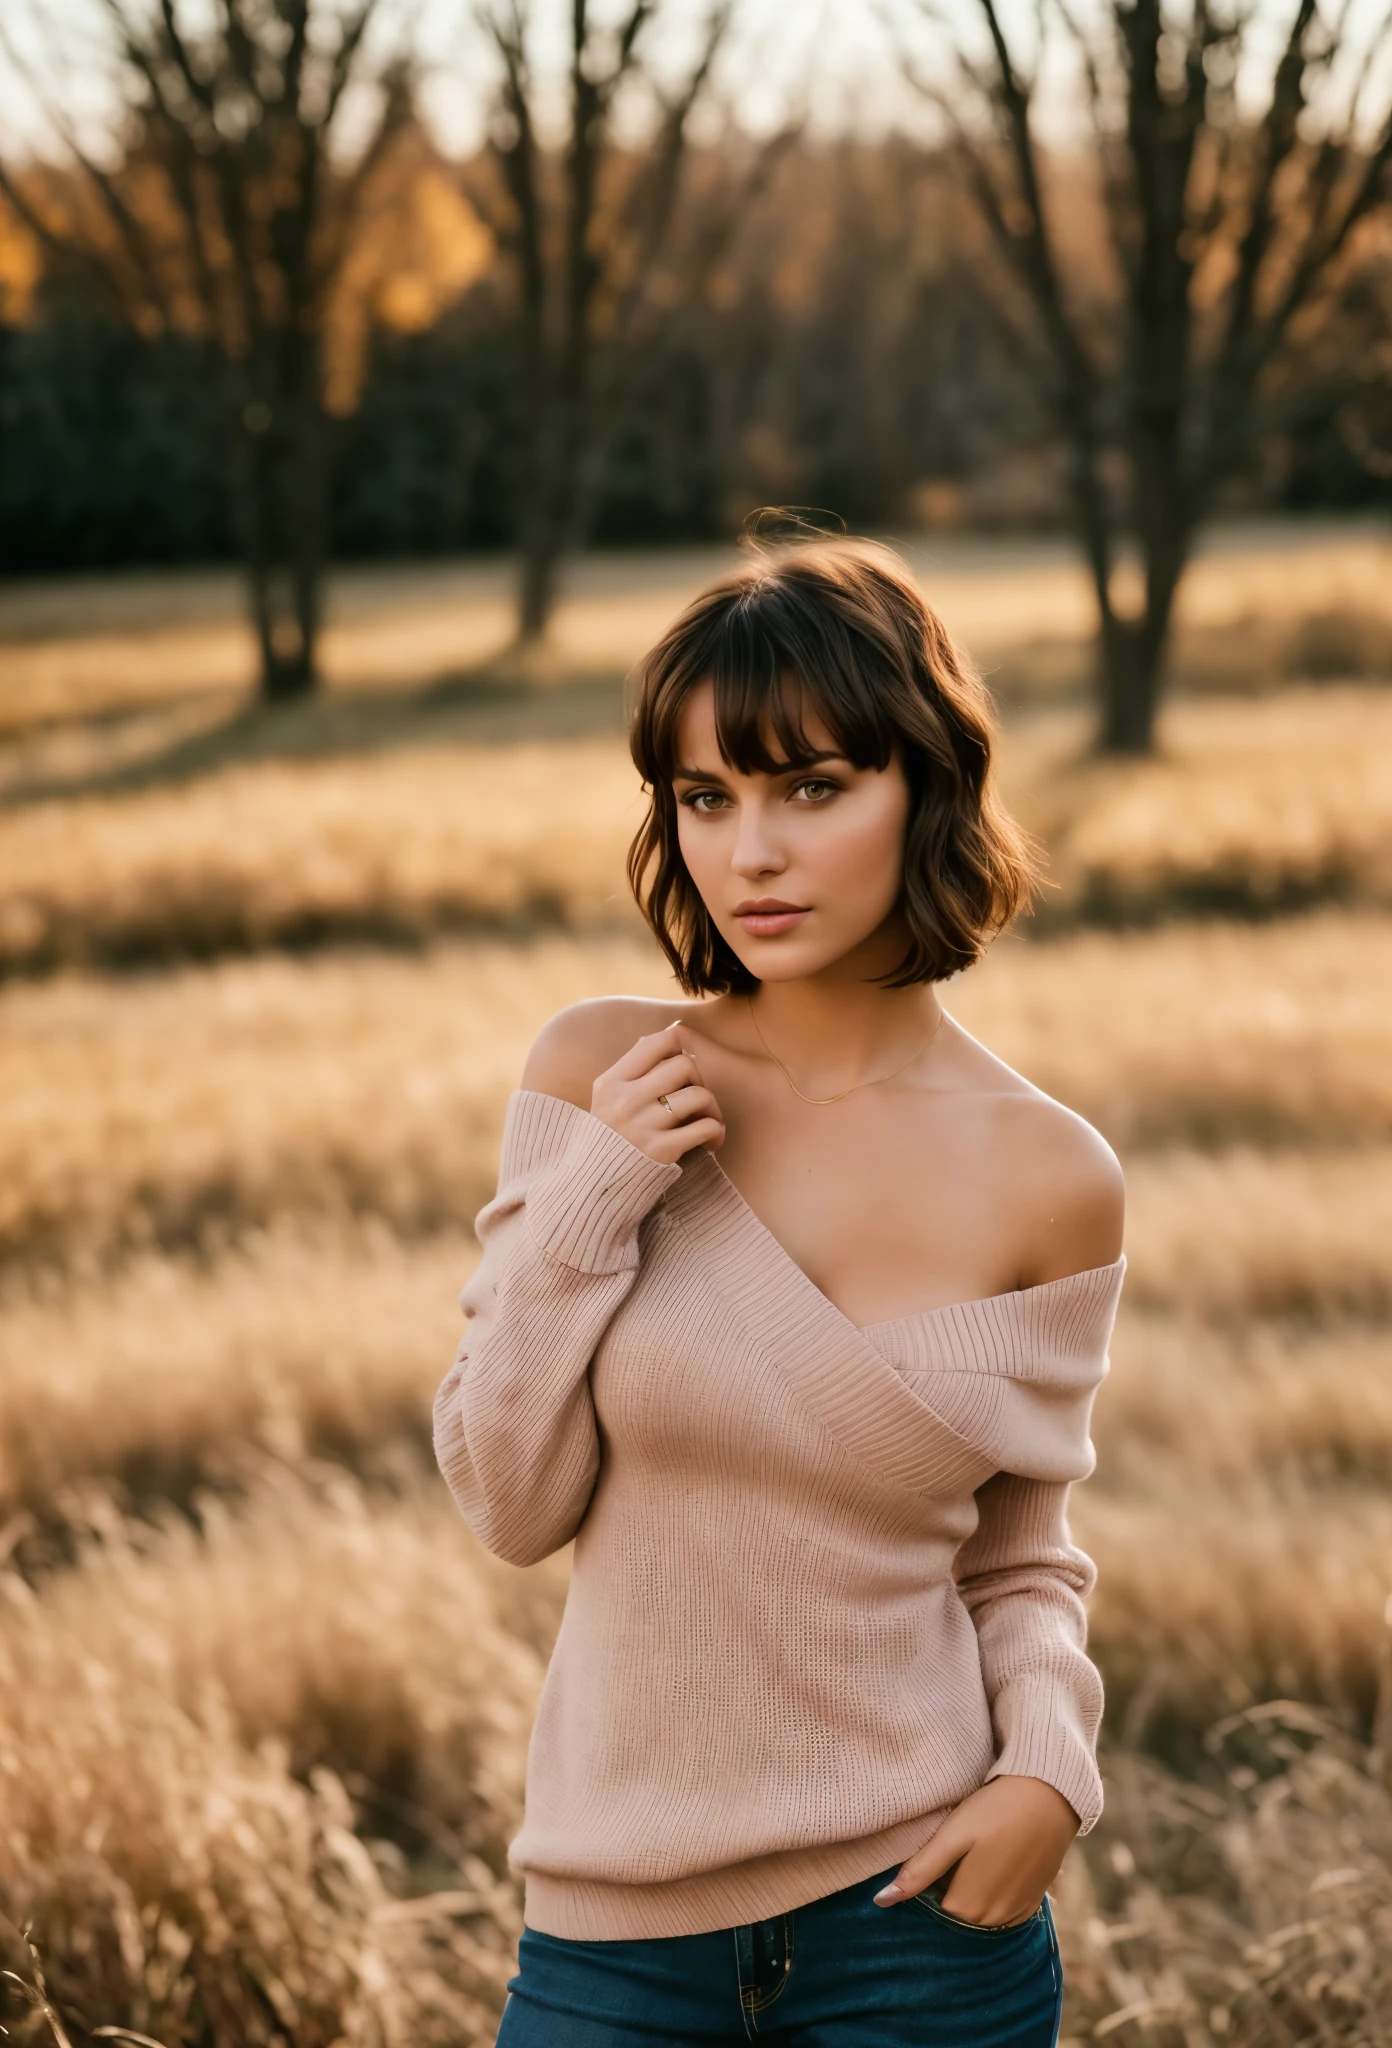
[434,1090,1124,1940]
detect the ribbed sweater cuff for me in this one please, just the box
[523,1107,681,1275]
[984,1671,1105,1835]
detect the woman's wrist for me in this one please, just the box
[873,1774,1079,1925]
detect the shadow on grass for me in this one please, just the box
[1,664,632,807]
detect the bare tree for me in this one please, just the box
[900,0,1392,752]
[0,0,414,699]
[474,0,747,646]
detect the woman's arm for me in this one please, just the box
[872,1478,1102,1926]
[877,1118,1122,1925]
[433,1098,681,1565]
[434,1013,724,1566]
[955,1470,1104,1829]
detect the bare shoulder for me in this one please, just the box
[943,1022,1123,1285]
[990,1087,1125,1286]
[521,994,708,1111]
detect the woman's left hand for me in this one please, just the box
[873,1777,1079,1926]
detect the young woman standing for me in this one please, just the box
[435,538,1125,2047]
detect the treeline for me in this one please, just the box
[2,139,1383,578]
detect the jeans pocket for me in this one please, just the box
[911,1881,1044,1939]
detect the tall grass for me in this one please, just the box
[0,739,644,973]
[1101,1313,1392,1482]
[7,1234,1387,1739]
[1056,1725,1392,2045]
[950,909,1392,1146]
[4,1450,1391,2046]
[5,663,1392,2046]
[0,1473,548,2046]
[0,937,657,1270]
[3,1433,1390,2046]
[0,1224,467,1521]
[6,1159,1392,1529]
[1020,686,1392,924]
[5,912,1391,1272]
[3,688,1392,972]
[1122,1150,1392,1316]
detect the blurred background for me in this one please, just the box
[2,2,1392,2043]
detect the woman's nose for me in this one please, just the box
[730,802,786,878]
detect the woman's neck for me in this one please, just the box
[742,969,945,1098]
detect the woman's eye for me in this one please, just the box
[792,778,838,803]
[682,789,729,813]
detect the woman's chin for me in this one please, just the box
[726,937,853,985]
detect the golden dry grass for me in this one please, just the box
[6,1154,1392,1532]
[23,1472,547,1853]
[4,1114,1391,1779]
[1079,1478,1392,1734]
[2,525,1388,728]
[4,686,1392,972]
[6,1227,1388,1738]
[6,1458,1389,2046]
[1019,687,1392,923]
[5,658,1392,2046]
[1055,1731,1392,2044]
[0,936,662,1270]
[1123,1151,1392,1317]
[0,737,644,972]
[4,910,1389,1273]
[0,1224,469,1521]
[1100,1312,1392,1483]
[1083,1310,1392,1720]
[950,908,1392,1146]
[0,1473,549,2046]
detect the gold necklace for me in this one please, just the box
[745,995,944,1106]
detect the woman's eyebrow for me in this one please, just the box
[672,751,849,780]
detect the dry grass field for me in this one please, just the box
[3,532,1392,2048]
[3,686,1392,972]
[1,521,1388,727]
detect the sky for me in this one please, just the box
[3,0,1390,164]
[0,0,914,162]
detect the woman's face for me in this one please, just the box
[672,681,912,985]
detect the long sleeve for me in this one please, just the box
[433,1090,680,1567]
[952,1469,1104,1832]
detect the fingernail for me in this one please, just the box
[873,1883,904,1906]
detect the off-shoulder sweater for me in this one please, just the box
[433,1090,1124,1942]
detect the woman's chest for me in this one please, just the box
[708,1092,1023,1327]
[584,1203,1001,1512]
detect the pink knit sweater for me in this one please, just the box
[434,1090,1124,1941]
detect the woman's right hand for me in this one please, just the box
[591,1022,726,1165]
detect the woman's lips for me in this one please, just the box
[734,902,810,938]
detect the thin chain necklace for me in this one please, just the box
[745,995,944,1106]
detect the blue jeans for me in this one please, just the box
[495,1866,1064,2045]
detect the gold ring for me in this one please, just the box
[658,1093,675,1120]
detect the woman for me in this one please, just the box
[434,536,1125,2047]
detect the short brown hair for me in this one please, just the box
[626,536,1037,993]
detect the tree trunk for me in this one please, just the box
[1096,552,1184,755]
[1098,619,1160,754]
[515,398,586,646]
[228,379,325,701]
[278,392,327,699]
[517,498,566,643]
[261,587,317,701]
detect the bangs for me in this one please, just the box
[626,535,1037,997]
[646,585,898,784]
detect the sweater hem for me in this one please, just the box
[519,1805,954,1940]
